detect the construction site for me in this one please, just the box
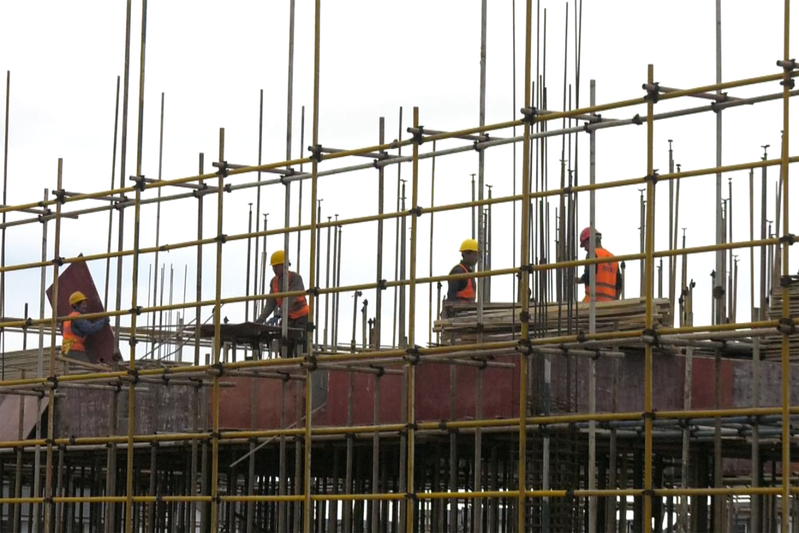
[0,1,797,532]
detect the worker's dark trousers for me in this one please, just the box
[287,315,308,356]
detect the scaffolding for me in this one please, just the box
[0,0,797,532]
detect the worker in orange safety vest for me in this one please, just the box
[446,238,479,302]
[258,250,310,354]
[62,291,110,361]
[576,227,622,302]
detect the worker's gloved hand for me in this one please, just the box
[265,316,280,327]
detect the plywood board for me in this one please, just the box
[46,261,118,364]
[0,395,48,441]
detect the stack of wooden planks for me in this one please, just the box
[762,278,799,360]
[433,298,673,345]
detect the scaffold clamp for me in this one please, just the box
[520,106,538,124]
[642,410,657,420]
[215,161,229,178]
[642,328,660,346]
[778,317,796,335]
[643,82,660,103]
[52,256,64,267]
[369,364,385,378]
[215,234,227,244]
[404,346,421,365]
[411,125,425,145]
[127,368,139,385]
[52,189,67,204]
[779,233,796,246]
[377,279,387,291]
[644,171,659,184]
[46,375,58,389]
[131,175,147,192]
[309,144,323,162]
[631,113,643,126]
[408,205,423,217]
[516,338,533,355]
[129,305,142,316]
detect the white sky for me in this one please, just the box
[0,1,797,356]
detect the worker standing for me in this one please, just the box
[62,291,110,362]
[576,227,622,302]
[446,238,479,302]
[258,250,310,354]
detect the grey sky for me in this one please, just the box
[0,1,797,356]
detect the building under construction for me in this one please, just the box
[0,1,797,532]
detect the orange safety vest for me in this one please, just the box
[271,273,310,320]
[583,248,618,302]
[455,263,476,301]
[62,311,86,353]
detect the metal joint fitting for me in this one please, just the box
[576,330,587,343]
[437,420,448,431]
[780,275,799,287]
[223,183,232,193]
[410,125,425,146]
[712,285,725,299]
[562,186,572,196]
[779,233,796,246]
[518,311,530,324]
[780,77,796,89]
[308,144,323,163]
[210,431,222,441]
[345,433,355,441]
[248,436,259,445]
[642,410,657,420]
[307,287,320,297]
[129,305,142,316]
[642,328,659,346]
[631,113,643,126]
[47,375,59,389]
[44,438,55,447]
[215,234,227,244]
[520,106,538,124]
[778,318,797,336]
[644,171,659,184]
[564,489,575,500]
[155,494,164,503]
[408,206,423,217]
[130,175,147,192]
[161,368,171,384]
[516,338,533,355]
[52,256,64,267]
[642,488,655,498]
[476,358,488,370]
[128,336,138,347]
[377,279,387,291]
[642,82,660,103]
[369,364,385,378]
[215,161,229,178]
[69,435,78,445]
[211,362,225,377]
[25,317,33,328]
[404,346,421,365]
[43,496,54,505]
[280,372,291,383]
[150,440,160,449]
[778,59,798,70]
[127,368,140,385]
[303,355,318,372]
[405,492,418,502]
[52,189,67,204]
[591,350,601,361]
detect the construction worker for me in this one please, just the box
[62,291,110,361]
[258,250,310,353]
[446,238,478,302]
[576,227,622,302]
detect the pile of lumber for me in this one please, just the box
[762,278,799,361]
[433,298,673,345]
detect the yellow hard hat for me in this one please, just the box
[459,238,479,253]
[270,250,286,266]
[69,291,87,307]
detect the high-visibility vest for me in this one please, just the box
[271,273,310,320]
[454,263,476,301]
[583,248,618,302]
[62,311,87,354]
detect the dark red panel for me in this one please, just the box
[45,262,118,364]
[216,376,302,430]
[690,356,733,409]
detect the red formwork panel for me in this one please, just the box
[324,355,520,427]
[688,356,733,410]
[45,261,118,364]
[216,376,303,430]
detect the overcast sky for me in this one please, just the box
[0,1,797,357]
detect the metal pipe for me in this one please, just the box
[1,71,9,378]
[643,63,655,533]
[375,117,385,350]
[103,77,121,310]
[253,90,263,321]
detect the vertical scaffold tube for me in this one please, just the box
[209,128,225,532]
[519,0,534,530]
[643,63,656,533]
[779,0,791,529]
[405,106,420,533]
[305,0,321,530]
[43,160,62,533]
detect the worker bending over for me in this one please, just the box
[62,291,110,361]
[258,250,310,353]
[576,227,622,302]
[446,239,479,302]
